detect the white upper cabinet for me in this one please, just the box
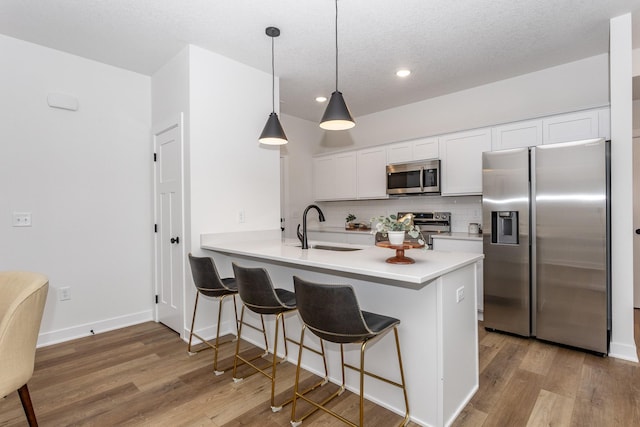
[492,119,543,150]
[439,128,492,196]
[542,109,600,144]
[387,137,439,164]
[412,137,439,160]
[357,147,388,199]
[313,152,357,201]
[386,142,413,164]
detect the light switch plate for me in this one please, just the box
[12,212,32,227]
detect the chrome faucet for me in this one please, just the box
[297,204,326,249]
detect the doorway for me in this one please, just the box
[153,115,185,335]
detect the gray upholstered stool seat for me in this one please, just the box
[187,253,239,375]
[291,276,410,427]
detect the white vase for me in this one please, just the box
[387,231,405,245]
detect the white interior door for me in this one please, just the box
[154,119,184,334]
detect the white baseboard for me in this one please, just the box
[609,341,639,362]
[37,310,154,347]
[182,319,237,344]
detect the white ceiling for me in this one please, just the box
[2,0,640,122]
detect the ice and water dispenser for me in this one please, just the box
[491,211,519,245]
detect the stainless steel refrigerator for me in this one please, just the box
[482,138,610,354]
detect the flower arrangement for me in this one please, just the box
[371,213,426,246]
[345,213,356,223]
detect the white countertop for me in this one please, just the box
[201,230,483,290]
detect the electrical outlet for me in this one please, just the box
[238,210,246,223]
[58,287,71,301]
[456,286,465,303]
[12,212,32,227]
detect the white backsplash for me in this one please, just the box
[307,195,483,233]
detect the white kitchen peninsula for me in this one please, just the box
[201,230,483,427]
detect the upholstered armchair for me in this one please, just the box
[0,271,49,426]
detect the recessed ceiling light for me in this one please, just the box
[315,96,328,103]
[396,69,411,78]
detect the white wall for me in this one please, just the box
[188,45,280,249]
[609,14,637,362]
[151,45,280,338]
[0,34,153,345]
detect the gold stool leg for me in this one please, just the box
[360,341,368,427]
[232,305,246,381]
[212,294,230,375]
[232,307,270,383]
[187,293,200,355]
[270,312,283,412]
[394,327,410,427]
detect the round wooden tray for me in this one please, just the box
[375,241,424,264]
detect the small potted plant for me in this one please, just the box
[371,213,425,246]
[345,213,357,229]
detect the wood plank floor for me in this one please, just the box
[1,310,639,426]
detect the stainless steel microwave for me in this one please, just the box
[386,159,440,195]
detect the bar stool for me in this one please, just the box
[231,263,328,412]
[291,276,410,427]
[187,253,239,375]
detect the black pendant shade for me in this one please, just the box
[259,112,288,145]
[259,26,288,145]
[320,91,355,130]
[320,0,355,131]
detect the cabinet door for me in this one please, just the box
[543,110,599,144]
[332,152,357,200]
[412,137,439,160]
[387,142,412,164]
[439,128,492,195]
[492,119,542,151]
[357,147,388,199]
[313,153,357,201]
[313,156,335,201]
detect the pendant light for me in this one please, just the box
[320,0,355,131]
[259,26,288,145]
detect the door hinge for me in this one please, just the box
[155,295,158,304]
[153,153,157,162]
[154,224,157,233]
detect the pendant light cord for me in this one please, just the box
[271,35,275,113]
[334,0,339,92]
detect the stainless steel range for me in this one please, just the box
[398,211,451,249]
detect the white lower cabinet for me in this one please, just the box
[432,238,484,315]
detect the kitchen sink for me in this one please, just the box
[312,244,362,251]
[295,244,362,251]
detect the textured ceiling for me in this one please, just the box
[2,0,640,122]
